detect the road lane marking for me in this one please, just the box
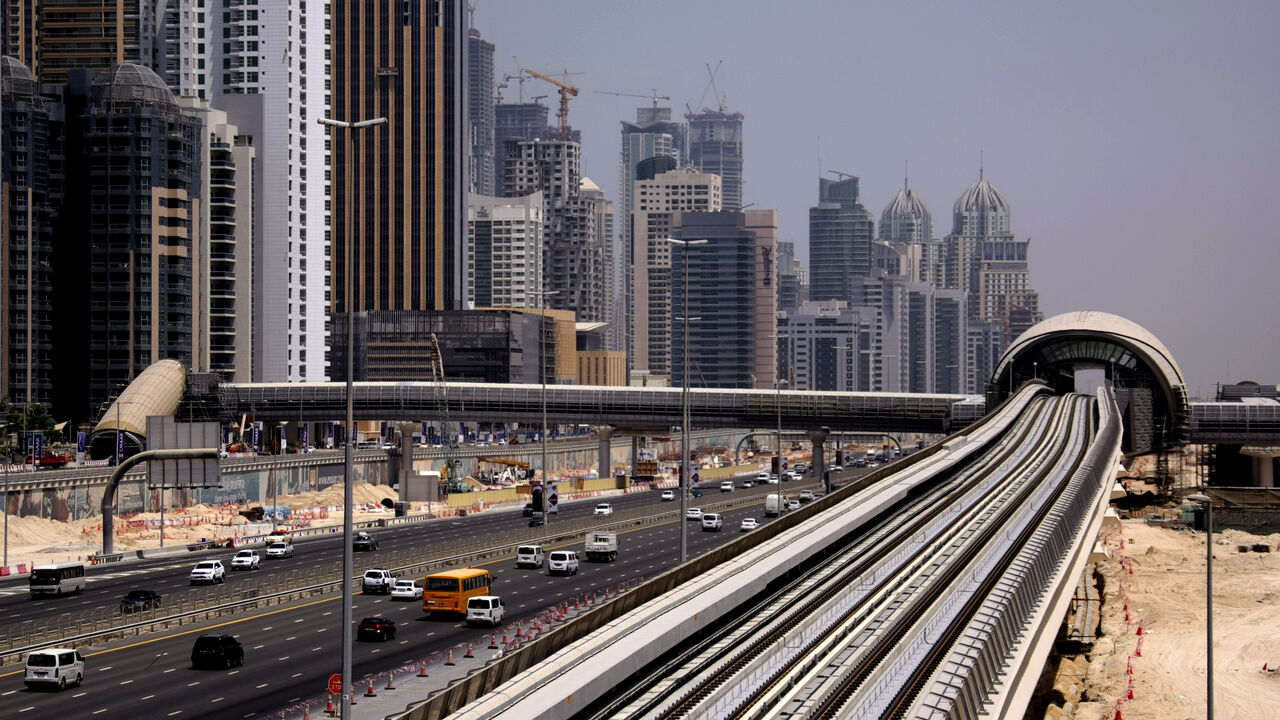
[141,694,155,700]
[256,683,269,688]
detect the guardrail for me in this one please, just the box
[0,485,788,667]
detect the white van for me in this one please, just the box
[28,562,86,597]
[515,545,545,569]
[465,595,505,627]
[24,648,85,690]
[701,513,723,531]
[548,550,579,576]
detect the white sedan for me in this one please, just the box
[660,490,676,501]
[390,579,422,601]
[685,507,703,521]
[594,503,614,516]
[265,542,294,559]
[740,517,760,531]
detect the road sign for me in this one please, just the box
[328,673,343,695]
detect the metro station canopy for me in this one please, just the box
[993,310,1190,445]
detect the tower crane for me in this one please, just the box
[428,334,462,492]
[524,68,579,139]
[593,89,671,112]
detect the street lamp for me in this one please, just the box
[1187,492,1215,720]
[529,289,559,523]
[667,237,707,564]
[317,113,385,720]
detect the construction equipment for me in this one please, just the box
[524,68,579,139]
[688,60,729,117]
[428,334,463,492]
[593,89,670,112]
[478,457,531,470]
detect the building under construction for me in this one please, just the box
[687,109,744,211]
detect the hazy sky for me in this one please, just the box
[481,1,1280,397]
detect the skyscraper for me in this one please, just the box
[630,166,721,383]
[467,27,495,195]
[2,0,137,83]
[467,192,543,310]
[138,0,207,99]
[0,56,57,410]
[330,1,467,335]
[686,109,743,210]
[809,175,875,303]
[671,210,776,389]
[210,0,330,382]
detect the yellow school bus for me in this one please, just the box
[422,567,492,615]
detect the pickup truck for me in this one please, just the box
[584,531,618,562]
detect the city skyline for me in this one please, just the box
[482,0,1280,394]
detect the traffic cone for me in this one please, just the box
[1136,623,1144,635]
[304,707,311,720]
[418,661,429,678]
[326,696,335,716]
[350,690,357,706]
[502,628,510,645]
[1115,709,1122,720]
[445,649,455,666]
[465,643,474,658]
[385,672,395,690]
[365,682,376,697]
[516,623,524,638]
[488,633,498,650]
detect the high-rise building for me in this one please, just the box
[180,99,254,381]
[494,101,549,162]
[329,0,467,384]
[467,191,543,310]
[581,177,615,347]
[879,175,943,286]
[0,56,58,410]
[671,210,776,389]
[71,64,201,420]
[809,175,875,303]
[686,109,743,210]
[2,0,137,83]
[210,0,330,382]
[779,300,881,392]
[629,166,721,383]
[501,137,606,328]
[138,0,207,99]
[945,170,1042,345]
[467,27,495,195]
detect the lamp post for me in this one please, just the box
[318,113,385,720]
[775,377,786,481]
[2,452,10,567]
[1187,492,1215,720]
[529,289,558,523]
[668,237,707,564]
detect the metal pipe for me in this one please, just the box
[100,448,220,555]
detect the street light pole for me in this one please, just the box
[668,238,707,564]
[1188,492,1215,720]
[530,289,558,523]
[318,114,385,720]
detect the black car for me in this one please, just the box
[522,502,535,517]
[528,511,545,528]
[120,589,162,613]
[353,532,379,551]
[356,616,397,641]
[191,634,244,669]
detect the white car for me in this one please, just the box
[701,513,723,531]
[686,507,703,521]
[594,503,614,516]
[660,490,675,501]
[788,499,801,511]
[390,579,422,601]
[265,542,294,559]
[190,560,225,585]
[548,550,580,576]
[230,550,261,570]
[799,490,815,503]
[24,648,84,690]
[740,517,759,531]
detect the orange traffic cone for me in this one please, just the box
[326,696,335,716]
[488,633,498,650]
[465,643,474,658]
[385,672,395,690]
[350,690,357,706]
[418,661,429,677]
[502,628,510,645]
[365,682,376,697]
[445,649,455,666]
[304,707,311,720]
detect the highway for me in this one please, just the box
[0,476,840,719]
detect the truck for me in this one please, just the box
[584,531,618,562]
[765,493,783,517]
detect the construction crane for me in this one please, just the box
[428,334,462,493]
[689,60,729,116]
[524,68,579,139]
[593,88,671,112]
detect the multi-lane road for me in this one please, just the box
[0,476,841,719]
